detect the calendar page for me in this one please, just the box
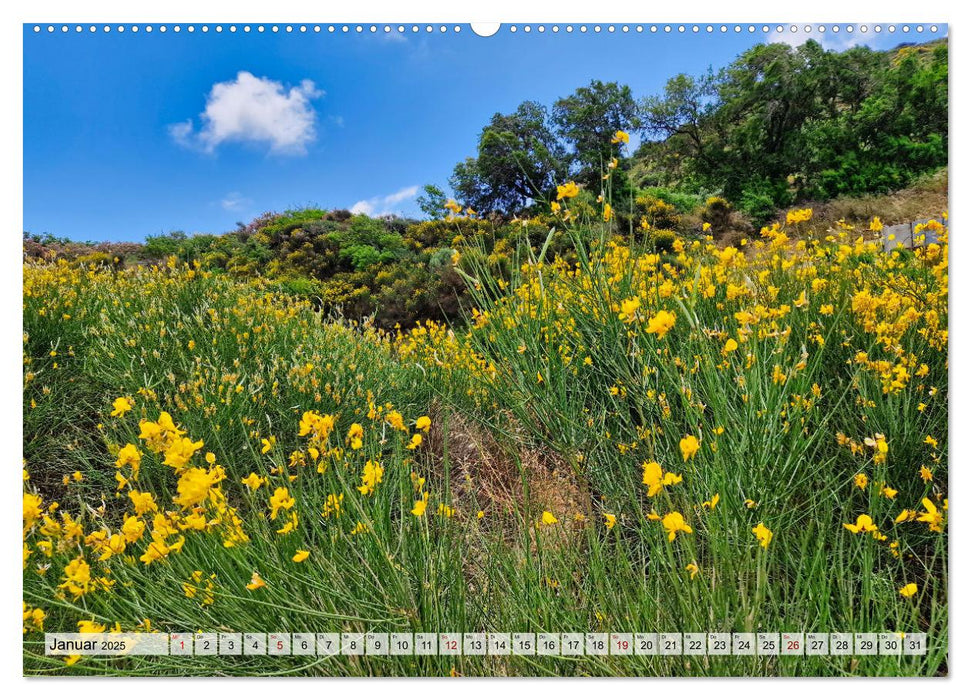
[20,10,949,681]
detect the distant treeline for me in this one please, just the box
[25,212,577,329]
[447,38,947,223]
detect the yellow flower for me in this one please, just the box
[895,509,917,524]
[350,521,368,535]
[541,511,558,526]
[556,181,580,200]
[723,338,738,354]
[899,583,918,598]
[679,435,700,462]
[357,460,384,496]
[415,416,432,432]
[111,397,133,417]
[406,433,423,450]
[685,562,699,579]
[916,498,944,533]
[121,516,145,543]
[641,461,682,497]
[702,493,720,510]
[276,512,298,535]
[261,436,276,454]
[437,503,455,518]
[924,435,938,450]
[128,490,158,516]
[602,203,613,222]
[22,603,46,633]
[292,550,310,563]
[78,619,106,634]
[661,512,692,541]
[115,443,142,476]
[163,436,205,470]
[246,572,266,591]
[785,208,813,225]
[321,493,344,519]
[98,533,126,561]
[550,201,561,214]
[881,486,898,500]
[752,522,773,548]
[173,467,221,509]
[863,434,888,463]
[298,410,336,440]
[58,556,93,598]
[646,310,676,339]
[444,199,462,214]
[269,487,295,519]
[241,472,266,491]
[844,514,878,534]
[385,410,406,432]
[854,473,869,490]
[920,466,933,483]
[23,492,43,531]
[619,297,641,322]
[610,130,630,144]
[410,471,426,492]
[604,513,617,530]
[411,493,429,517]
[346,423,364,450]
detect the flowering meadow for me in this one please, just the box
[23,166,948,676]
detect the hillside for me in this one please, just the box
[23,163,948,331]
[23,185,949,675]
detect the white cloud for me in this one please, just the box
[219,191,250,211]
[350,185,420,216]
[168,120,194,148]
[171,71,323,155]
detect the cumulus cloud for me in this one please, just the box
[170,71,323,155]
[350,186,420,216]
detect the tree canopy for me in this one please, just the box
[447,39,947,223]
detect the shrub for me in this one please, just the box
[640,186,703,213]
[702,196,732,233]
[74,251,115,269]
[650,229,677,254]
[635,194,682,231]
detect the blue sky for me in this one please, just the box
[23,23,948,242]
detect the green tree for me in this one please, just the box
[552,80,642,189]
[450,101,567,216]
[641,72,718,173]
[416,184,447,219]
[638,39,947,219]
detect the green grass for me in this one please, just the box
[22,207,948,676]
